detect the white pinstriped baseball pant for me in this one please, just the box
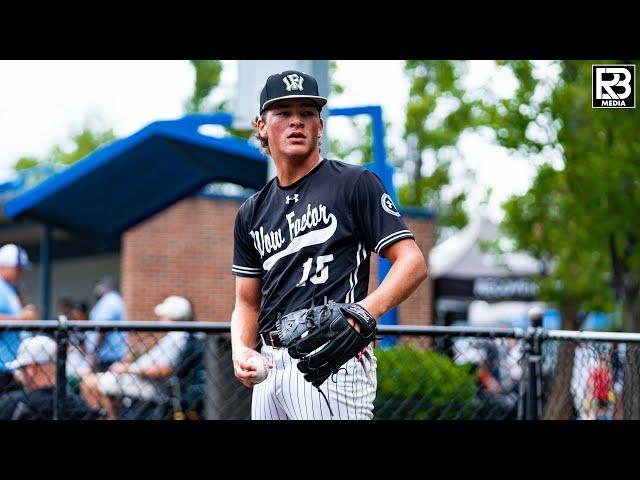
[251,345,377,420]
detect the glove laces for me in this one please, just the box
[316,386,334,418]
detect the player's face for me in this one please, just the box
[260,99,323,161]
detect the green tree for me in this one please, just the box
[491,60,639,331]
[14,122,117,171]
[183,60,225,114]
[400,61,487,239]
[486,60,640,418]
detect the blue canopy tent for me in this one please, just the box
[3,113,269,318]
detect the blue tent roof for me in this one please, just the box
[3,113,268,239]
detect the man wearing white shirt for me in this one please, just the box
[80,295,193,419]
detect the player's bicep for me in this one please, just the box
[380,237,424,264]
[234,276,262,312]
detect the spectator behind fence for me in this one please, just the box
[84,277,128,372]
[0,336,98,420]
[0,244,40,393]
[66,301,93,384]
[81,295,193,419]
[58,297,74,319]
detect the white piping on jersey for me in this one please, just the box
[262,214,337,271]
[232,265,262,272]
[374,230,413,254]
[346,242,366,303]
[346,244,358,302]
[232,265,263,276]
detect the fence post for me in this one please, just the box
[524,307,544,420]
[54,315,69,421]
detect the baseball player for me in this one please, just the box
[231,70,428,420]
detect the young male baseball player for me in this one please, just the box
[231,70,428,420]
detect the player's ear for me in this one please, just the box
[318,117,324,137]
[257,116,268,140]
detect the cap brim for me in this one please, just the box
[261,95,328,113]
[5,359,26,370]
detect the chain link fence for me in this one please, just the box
[1,320,640,420]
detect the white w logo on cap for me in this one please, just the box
[282,74,304,91]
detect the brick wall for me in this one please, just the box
[122,197,240,322]
[401,216,435,325]
[122,197,435,325]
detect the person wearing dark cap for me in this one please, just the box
[230,70,428,419]
[84,277,128,372]
[0,244,40,393]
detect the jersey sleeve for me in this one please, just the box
[232,202,264,278]
[352,169,415,258]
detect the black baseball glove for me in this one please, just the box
[276,302,377,388]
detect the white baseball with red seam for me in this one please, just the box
[247,356,269,384]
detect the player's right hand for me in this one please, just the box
[233,347,273,388]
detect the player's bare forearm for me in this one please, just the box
[358,238,428,320]
[231,276,273,387]
[231,276,262,352]
[231,305,260,353]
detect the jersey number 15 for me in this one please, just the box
[296,254,335,287]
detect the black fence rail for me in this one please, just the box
[1,319,640,420]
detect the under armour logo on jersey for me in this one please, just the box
[285,194,299,205]
[282,74,304,92]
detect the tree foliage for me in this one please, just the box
[14,122,117,172]
[183,60,225,114]
[399,61,490,239]
[494,61,639,331]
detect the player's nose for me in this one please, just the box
[289,114,305,126]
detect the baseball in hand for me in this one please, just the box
[247,356,269,384]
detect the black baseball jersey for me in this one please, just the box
[232,159,415,334]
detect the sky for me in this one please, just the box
[0,60,545,223]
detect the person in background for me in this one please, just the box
[84,277,128,372]
[80,295,193,419]
[71,302,89,321]
[0,244,40,393]
[0,335,98,419]
[66,301,93,387]
[58,297,74,319]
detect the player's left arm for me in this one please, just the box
[357,238,428,320]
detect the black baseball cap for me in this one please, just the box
[259,70,328,114]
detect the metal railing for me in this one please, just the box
[1,318,639,420]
